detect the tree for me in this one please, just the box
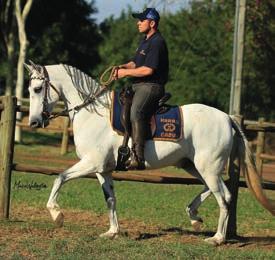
[14,0,33,142]
[26,0,101,76]
[0,0,16,96]
[242,0,275,120]
[158,1,235,110]
[93,8,139,88]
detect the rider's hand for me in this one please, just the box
[116,68,127,79]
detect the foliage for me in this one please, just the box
[0,0,101,96]
[162,1,235,109]
[26,0,101,74]
[92,0,275,119]
[93,7,140,88]
[0,0,274,119]
[93,1,235,111]
[243,0,275,119]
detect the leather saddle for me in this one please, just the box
[116,87,172,171]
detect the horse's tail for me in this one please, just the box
[230,116,275,216]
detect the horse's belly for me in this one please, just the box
[145,139,188,169]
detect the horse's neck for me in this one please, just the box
[46,65,111,120]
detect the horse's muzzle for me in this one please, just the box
[29,118,49,128]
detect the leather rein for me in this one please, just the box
[30,65,119,123]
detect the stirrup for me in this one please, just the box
[116,145,131,171]
[126,155,145,170]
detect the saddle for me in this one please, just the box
[112,87,183,171]
[118,87,172,138]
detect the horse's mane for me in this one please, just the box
[62,64,110,112]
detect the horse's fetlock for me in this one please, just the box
[185,206,191,215]
[225,193,232,205]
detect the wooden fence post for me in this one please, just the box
[226,115,243,238]
[256,117,265,176]
[0,96,17,219]
[60,116,70,155]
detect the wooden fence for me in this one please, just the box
[17,99,275,172]
[17,98,72,155]
[1,95,275,238]
[245,118,275,176]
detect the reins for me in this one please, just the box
[46,65,119,120]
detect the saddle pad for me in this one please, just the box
[110,91,183,141]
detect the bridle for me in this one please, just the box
[30,66,62,126]
[29,65,119,124]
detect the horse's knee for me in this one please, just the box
[54,174,65,185]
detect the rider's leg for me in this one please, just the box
[127,83,164,170]
[127,119,146,170]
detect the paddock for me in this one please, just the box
[1,95,274,229]
[0,95,275,257]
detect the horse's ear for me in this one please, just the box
[29,60,43,74]
[29,60,39,71]
[24,62,32,73]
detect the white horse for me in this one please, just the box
[25,62,275,245]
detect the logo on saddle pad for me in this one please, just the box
[110,91,183,141]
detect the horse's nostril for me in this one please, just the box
[30,120,40,128]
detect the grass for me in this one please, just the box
[1,130,274,259]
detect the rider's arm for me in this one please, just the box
[119,61,136,69]
[120,66,153,78]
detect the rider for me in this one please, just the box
[116,8,169,170]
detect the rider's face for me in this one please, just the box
[137,19,155,34]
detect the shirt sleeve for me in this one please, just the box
[130,45,140,64]
[143,40,162,70]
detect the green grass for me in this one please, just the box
[1,130,274,259]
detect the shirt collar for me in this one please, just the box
[144,30,160,41]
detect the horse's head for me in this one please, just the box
[25,61,61,128]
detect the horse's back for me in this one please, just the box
[181,103,231,133]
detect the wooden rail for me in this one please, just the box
[12,163,275,190]
[12,100,275,164]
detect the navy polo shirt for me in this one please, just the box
[131,31,169,85]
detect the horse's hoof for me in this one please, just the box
[54,212,64,228]
[99,231,119,239]
[191,220,202,232]
[204,236,225,246]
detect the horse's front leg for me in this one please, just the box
[96,172,119,239]
[46,157,105,227]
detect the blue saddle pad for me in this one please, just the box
[110,91,183,141]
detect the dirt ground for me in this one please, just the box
[1,204,274,252]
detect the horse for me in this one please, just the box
[24,62,275,245]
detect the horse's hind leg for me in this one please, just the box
[183,162,211,231]
[96,172,119,238]
[202,173,231,245]
[186,187,211,231]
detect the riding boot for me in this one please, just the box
[127,120,146,170]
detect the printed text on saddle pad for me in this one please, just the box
[110,91,183,141]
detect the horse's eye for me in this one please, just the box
[34,86,42,94]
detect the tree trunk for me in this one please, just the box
[14,0,33,142]
[2,0,16,96]
[5,31,15,96]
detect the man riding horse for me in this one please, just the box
[115,8,169,170]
